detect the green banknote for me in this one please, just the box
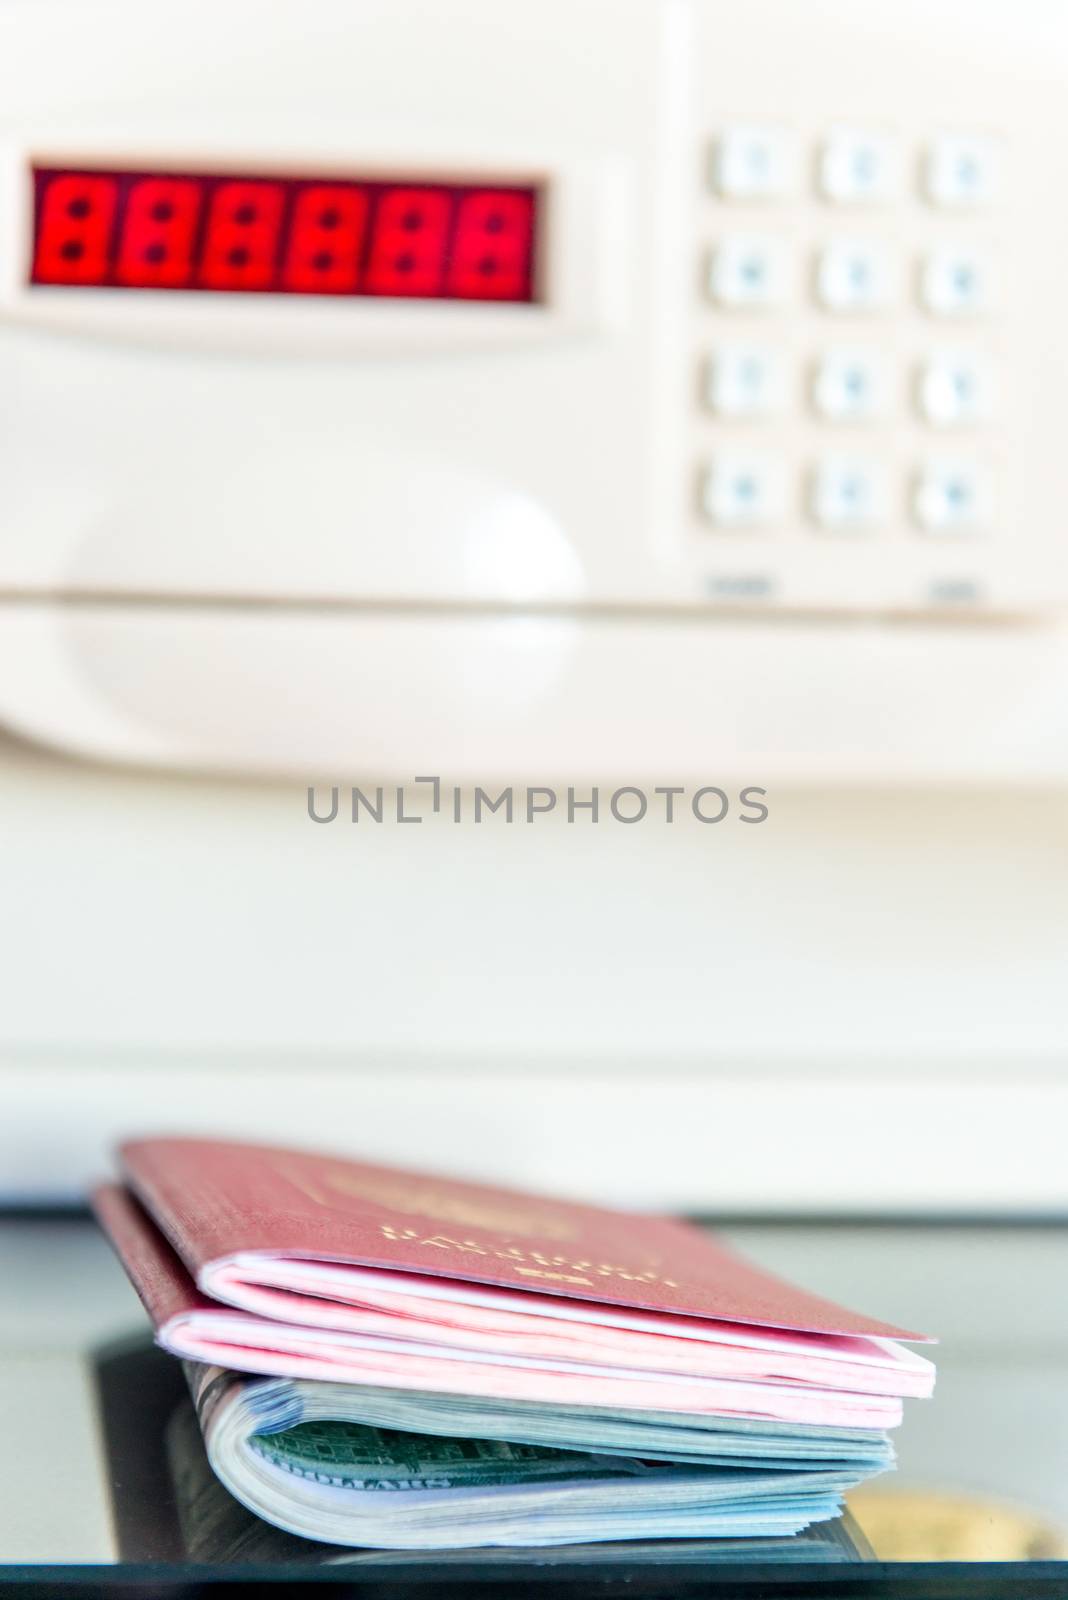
[251,1420,658,1489]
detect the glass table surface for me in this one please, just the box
[1,1214,1066,1597]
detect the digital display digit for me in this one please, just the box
[30,167,539,303]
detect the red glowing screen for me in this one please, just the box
[30,167,539,303]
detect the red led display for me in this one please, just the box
[363,186,453,298]
[30,166,538,303]
[34,174,119,285]
[115,177,201,288]
[282,185,367,295]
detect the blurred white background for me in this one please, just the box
[3,731,1065,1210]
[2,0,1068,1215]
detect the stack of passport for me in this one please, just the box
[95,1137,935,1550]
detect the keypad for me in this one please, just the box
[916,354,990,427]
[811,349,885,422]
[815,238,893,312]
[702,454,785,528]
[810,456,887,533]
[707,234,788,309]
[697,123,1000,556]
[924,134,999,209]
[919,247,989,317]
[819,127,900,206]
[705,345,785,418]
[913,461,989,535]
[714,125,795,200]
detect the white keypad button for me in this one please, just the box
[925,134,999,208]
[702,454,785,529]
[809,457,887,533]
[816,240,892,312]
[913,461,990,535]
[819,128,900,205]
[917,355,991,426]
[920,248,989,316]
[706,346,785,418]
[715,125,795,200]
[812,349,885,421]
[708,235,788,309]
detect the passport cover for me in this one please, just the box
[118,1137,926,1341]
[93,1178,213,1326]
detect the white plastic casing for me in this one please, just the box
[2,0,1068,778]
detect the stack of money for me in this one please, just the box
[94,1138,935,1550]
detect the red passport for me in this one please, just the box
[95,1137,933,1430]
[118,1136,920,1339]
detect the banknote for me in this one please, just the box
[195,1366,895,1472]
[186,1364,892,1549]
[166,1393,873,1565]
[251,1422,666,1489]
